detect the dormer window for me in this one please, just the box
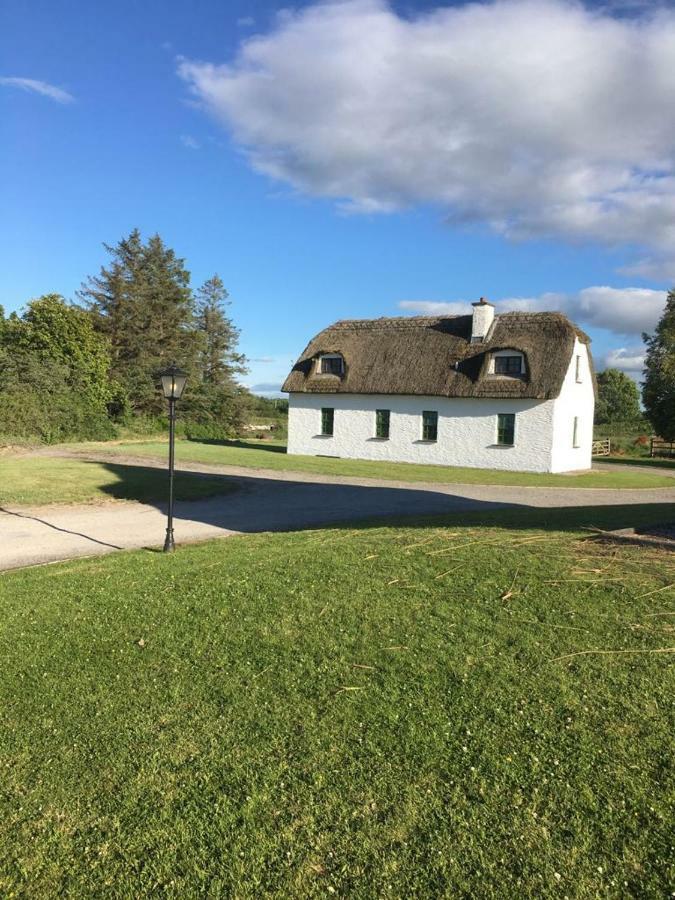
[319,353,344,375]
[491,350,525,377]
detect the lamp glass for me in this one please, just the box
[159,365,188,400]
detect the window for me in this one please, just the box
[320,355,343,375]
[494,355,523,376]
[573,416,580,448]
[321,407,334,436]
[375,409,390,439]
[497,413,515,446]
[422,410,438,442]
[575,355,582,382]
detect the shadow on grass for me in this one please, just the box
[598,456,675,471]
[93,461,675,538]
[90,462,237,504]
[185,437,287,454]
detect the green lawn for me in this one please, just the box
[0,507,673,896]
[0,456,235,505]
[69,438,675,489]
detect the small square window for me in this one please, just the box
[494,355,523,375]
[321,408,334,436]
[320,356,343,375]
[422,410,438,442]
[497,413,515,446]
[375,409,390,439]
[573,416,580,448]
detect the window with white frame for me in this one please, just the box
[318,354,344,375]
[575,354,582,382]
[491,350,525,376]
[573,416,580,448]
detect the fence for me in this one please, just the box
[651,437,675,458]
[591,438,611,457]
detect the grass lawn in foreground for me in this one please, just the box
[1,504,673,897]
[0,456,236,506]
[70,438,675,489]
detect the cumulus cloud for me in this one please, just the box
[399,286,666,336]
[0,76,74,104]
[178,0,675,273]
[604,346,645,373]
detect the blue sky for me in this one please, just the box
[2,0,672,393]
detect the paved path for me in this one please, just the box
[2,453,674,571]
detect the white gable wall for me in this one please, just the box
[550,338,595,472]
[287,393,558,472]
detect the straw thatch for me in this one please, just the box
[282,312,594,400]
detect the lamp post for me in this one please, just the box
[159,363,188,552]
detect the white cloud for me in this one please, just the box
[180,134,201,150]
[178,0,675,275]
[0,76,74,104]
[604,346,645,373]
[399,285,666,336]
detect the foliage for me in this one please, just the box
[79,230,202,416]
[643,289,675,439]
[195,275,247,385]
[0,296,115,443]
[0,518,672,896]
[76,438,675,488]
[594,368,642,425]
[78,234,250,435]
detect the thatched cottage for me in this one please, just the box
[282,300,595,473]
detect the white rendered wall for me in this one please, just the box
[550,338,595,472]
[287,393,557,472]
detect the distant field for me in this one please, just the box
[0,456,236,506]
[68,438,675,489]
[0,510,672,896]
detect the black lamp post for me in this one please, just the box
[159,363,188,552]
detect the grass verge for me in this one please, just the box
[0,457,236,505]
[68,438,675,489]
[0,507,673,896]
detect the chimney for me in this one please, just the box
[470,297,495,342]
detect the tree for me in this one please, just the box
[79,230,201,415]
[643,289,675,439]
[195,275,247,386]
[594,368,642,425]
[0,295,115,442]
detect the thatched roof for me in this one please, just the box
[282,312,594,400]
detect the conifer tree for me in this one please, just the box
[79,231,200,414]
[195,275,247,386]
[643,289,675,439]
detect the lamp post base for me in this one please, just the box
[163,529,175,553]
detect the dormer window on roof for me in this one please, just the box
[490,350,525,377]
[318,353,344,375]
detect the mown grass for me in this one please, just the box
[0,507,673,897]
[68,438,675,489]
[0,457,236,505]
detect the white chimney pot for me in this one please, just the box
[471,297,495,342]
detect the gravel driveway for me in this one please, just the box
[2,454,674,571]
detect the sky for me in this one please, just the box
[2,0,674,394]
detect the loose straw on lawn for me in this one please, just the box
[550,647,675,663]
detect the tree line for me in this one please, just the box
[595,289,675,440]
[0,230,250,443]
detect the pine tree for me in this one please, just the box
[195,275,247,385]
[79,231,200,414]
[643,289,675,439]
